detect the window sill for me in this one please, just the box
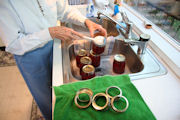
[122,3,180,78]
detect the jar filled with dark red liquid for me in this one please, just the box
[89,50,101,67]
[79,56,92,75]
[81,65,95,80]
[76,49,87,68]
[113,54,126,74]
[92,36,106,55]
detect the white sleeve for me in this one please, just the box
[0,21,52,55]
[5,29,52,55]
[0,4,52,55]
[56,0,87,27]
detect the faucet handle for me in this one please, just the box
[120,11,129,23]
[124,38,139,43]
[97,12,101,19]
[123,12,129,23]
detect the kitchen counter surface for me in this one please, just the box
[52,4,180,120]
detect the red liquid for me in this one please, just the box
[79,62,85,70]
[89,54,101,67]
[80,68,82,76]
[113,60,125,74]
[76,55,82,68]
[79,57,92,75]
[81,72,95,80]
[79,67,84,76]
[81,65,95,80]
[92,42,105,55]
[76,49,87,68]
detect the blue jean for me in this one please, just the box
[14,41,53,120]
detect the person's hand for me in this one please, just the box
[49,26,83,41]
[85,19,107,38]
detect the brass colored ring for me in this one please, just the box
[77,88,93,102]
[111,95,129,112]
[92,93,110,111]
[106,86,122,99]
[74,90,92,109]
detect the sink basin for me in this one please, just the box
[62,17,167,83]
[69,40,144,80]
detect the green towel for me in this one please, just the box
[54,75,156,120]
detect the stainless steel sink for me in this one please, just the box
[68,40,144,80]
[62,17,167,83]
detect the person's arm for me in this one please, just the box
[56,0,107,37]
[0,1,53,55]
[0,1,82,55]
[0,20,83,55]
[0,18,52,55]
[56,0,87,27]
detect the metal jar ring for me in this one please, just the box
[92,93,110,111]
[77,88,93,102]
[74,88,93,109]
[111,95,129,112]
[106,86,122,99]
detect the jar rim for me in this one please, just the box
[114,54,126,62]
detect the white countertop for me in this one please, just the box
[52,4,180,120]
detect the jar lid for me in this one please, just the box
[80,56,92,65]
[93,36,106,46]
[77,49,87,56]
[82,65,95,74]
[114,54,125,62]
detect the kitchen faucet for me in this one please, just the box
[97,11,133,39]
[97,11,150,54]
[124,37,150,54]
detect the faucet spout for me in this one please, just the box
[97,12,126,30]
[97,12,133,39]
[97,12,149,55]
[124,34,150,54]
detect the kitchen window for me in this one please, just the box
[124,0,180,45]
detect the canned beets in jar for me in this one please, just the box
[79,56,92,75]
[92,36,106,55]
[81,65,95,80]
[113,54,126,74]
[76,49,87,68]
[89,50,101,67]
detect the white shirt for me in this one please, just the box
[0,0,87,55]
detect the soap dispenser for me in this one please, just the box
[112,0,123,21]
[86,0,94,17]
